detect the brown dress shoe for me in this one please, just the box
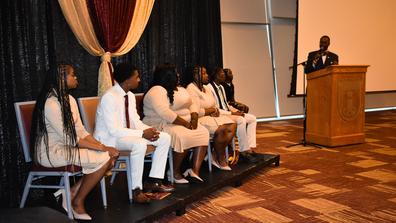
[144,182,175,193]
[132,189,150,204]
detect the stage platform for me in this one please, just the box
[7,153,279,223]
[88,153,280,223]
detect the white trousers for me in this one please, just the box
[227,113,257,152]
[115,132,171,189]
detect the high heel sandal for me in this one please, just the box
[183,169,203,182]
[54,189,68,212]
[72,208,92,220]
[173,177,189,184]
[167,170,189,184]
[211,158,232,171]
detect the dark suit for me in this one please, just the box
[221,82,249,113]
[305,50,338,74]
[222,82,235,104]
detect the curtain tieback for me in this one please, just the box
[101,52,114,85]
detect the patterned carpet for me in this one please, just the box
[160,110,396,223]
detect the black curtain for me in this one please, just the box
[0,0,222,207]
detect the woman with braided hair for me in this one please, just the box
[143,64,209,184]
[30,64,119,220]
[185,65,236,170]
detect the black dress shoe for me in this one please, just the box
[144,182,175,193]
[239,152,259,163]
[132,189,150,204]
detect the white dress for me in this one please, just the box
[37,94,110,174]
[143,86,209,153]
[186,83,233,134]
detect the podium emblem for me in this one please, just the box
[337,79,362,122]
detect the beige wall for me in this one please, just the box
[220,0,396,119]
[220,0,268,23]
[298,0,396,93]
[222,24,276,117]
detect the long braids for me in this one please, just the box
[31,64,80,166]
[193,65,204,92]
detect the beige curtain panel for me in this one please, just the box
[58,0,155,95]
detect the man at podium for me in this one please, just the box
[305,35,338,74]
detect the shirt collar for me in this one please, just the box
[213,81,221,88]
[113,83,128,96]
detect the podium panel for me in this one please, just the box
[306,65,368,147]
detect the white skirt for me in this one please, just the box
[38,146,110,174]
[161,123,210,153]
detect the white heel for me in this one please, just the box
[183,169,203,182]
[53,189,62,200]
[174,177,189,184]
[72,208,92,220]
[211,158,232,171]
[168,170,189,184]
[58,189,68,212]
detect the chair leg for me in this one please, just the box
[64,173,74,219]
[168,149,174,183]
[126,158,133,203]
[100,178,107,209]
[110,160,121,185]
[59,177,64,187]
[19,172,33,208]
[207,143,212,172]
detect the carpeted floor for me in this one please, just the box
[160,110,396,223]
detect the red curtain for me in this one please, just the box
[86,0,136,52]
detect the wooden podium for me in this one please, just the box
[306,65,368,147]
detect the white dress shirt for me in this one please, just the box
[207,82,238,115]
[94,83,150,147]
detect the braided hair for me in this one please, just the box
[182,65,205,92]
[193,65,204,91]
[30,64,80,166]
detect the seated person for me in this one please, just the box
[222,68,249,113]
[94,63,174,204]
[31,64,119,220]
[208,67,259,163]
[185,65,236,170]
[143,64,210,184]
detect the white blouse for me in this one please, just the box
[143,86,198,128]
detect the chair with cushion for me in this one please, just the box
[77,94,174,203]
[15,101,107,219]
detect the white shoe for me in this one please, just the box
[168,169,189,184]
[54,189,69,212]
[174,177,189,184]
[211,159,232,171]
[72,208,92,220]
[183,169,203,182]
[53,189,62,200]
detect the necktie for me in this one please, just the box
[124,95,130,128]
[218,86,230,111]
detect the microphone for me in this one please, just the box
[316,46,327,58]
[312,47,325,65]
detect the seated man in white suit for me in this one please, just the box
[208,67,259,163]
[94,63,174,204]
